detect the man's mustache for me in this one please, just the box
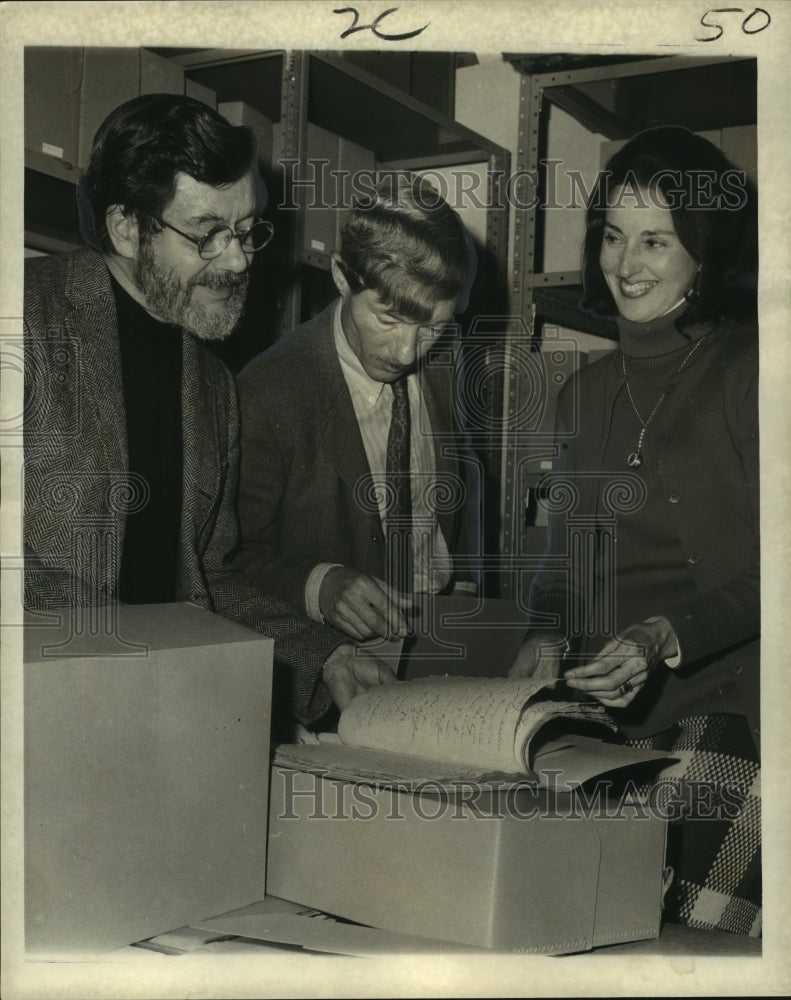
[195,271,250,291]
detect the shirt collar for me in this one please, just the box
[333,299,390,405]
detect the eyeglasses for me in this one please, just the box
[157,217,275,260]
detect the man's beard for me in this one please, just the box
[136,239,249,342]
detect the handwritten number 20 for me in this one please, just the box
[333,6,429,41]
[698,7,771,41]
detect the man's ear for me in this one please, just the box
[330,253,351,298]
[105,205,140,261]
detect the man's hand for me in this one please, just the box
[322,643,399,712]
[508,631,567,680]
[563,617,678,707]
[319,566,413,641]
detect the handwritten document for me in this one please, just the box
[338,676,613,774]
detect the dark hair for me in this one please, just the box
[580,125,757,326]
[77,93,266,253]
[337,174,476,322]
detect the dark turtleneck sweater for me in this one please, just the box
[530,298,759,741]
[110,274,183,604]
[597,302,713,644]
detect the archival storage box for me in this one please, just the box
[266,764,668,954]
[24,602,272,954]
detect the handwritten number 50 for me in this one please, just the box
[697,7,771,41]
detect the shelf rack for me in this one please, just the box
[275,52,510,329]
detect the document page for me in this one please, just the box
[338,675,592,772]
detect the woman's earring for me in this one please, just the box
[685,266,703,303]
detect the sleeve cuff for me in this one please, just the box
[305,563,343,623]
[642,615,682,669]
[652,617,681,668]
[453,580,479,595]
[665,648,682,669]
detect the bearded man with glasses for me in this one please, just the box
[24,93,395,728]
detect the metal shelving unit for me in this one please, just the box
[24,49,757,599]
[24,44,513,452]
[276,51,510,331]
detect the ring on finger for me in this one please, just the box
[618,679,633,698]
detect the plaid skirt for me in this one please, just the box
[626,713,761,937]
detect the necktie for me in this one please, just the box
[385,377,413,594]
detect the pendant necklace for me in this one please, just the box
[622,334,708,468]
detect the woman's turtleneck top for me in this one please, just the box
[531,298,759,739]
[587,303,714,655]
[615,301,712,410]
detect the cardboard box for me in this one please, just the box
[24,47,83,180]
[303,122,340,256]
[267,767,667,953]
[140,48,185,97]
[218,101,275,172]
[77,48,141,170]
[334,136,376,247]
[398,595,530,681]
[186,78,217,110]
[25,602,272,954]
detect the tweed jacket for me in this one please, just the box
[234,301,482,614]
[529,318,760,746]
[24,248,346,724]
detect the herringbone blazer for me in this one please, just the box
[24,248,345,724]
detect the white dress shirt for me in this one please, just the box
[304,301,474,621]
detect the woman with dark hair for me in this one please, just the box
[580,125,757,324]
[510,126,760,936]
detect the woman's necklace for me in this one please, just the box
[622,334,708,468]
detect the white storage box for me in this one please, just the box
[25,602,272,954]
[267,765,667,954]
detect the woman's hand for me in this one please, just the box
[563,616,679,707]
[508,631,568,680]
